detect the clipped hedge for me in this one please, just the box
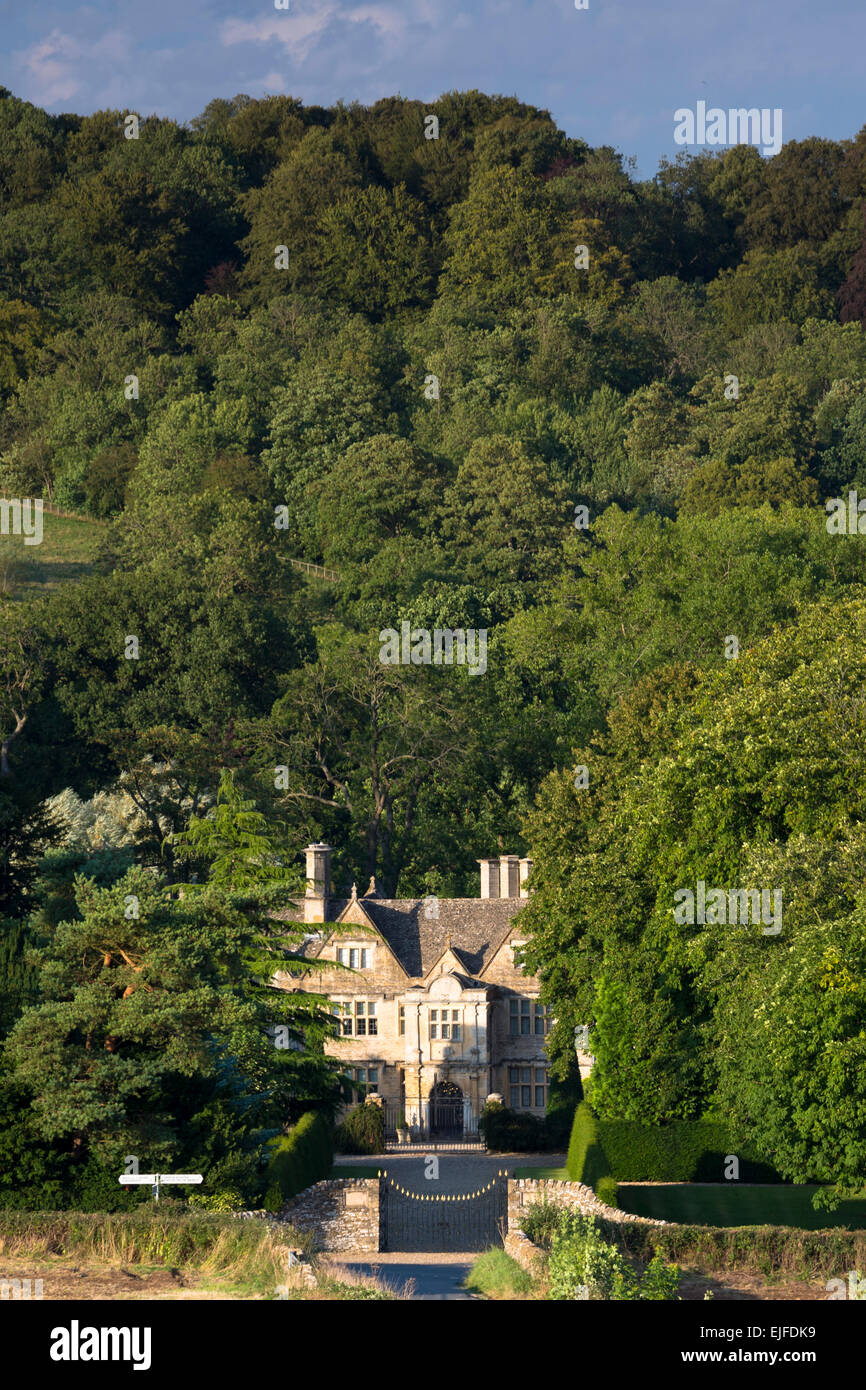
[265,1110,333,1201]
[545,1059,584,1149]
[567,1102,612,1188]
[567,1103,781,1185]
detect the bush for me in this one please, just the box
[541,1208,681,1301]
[333,1102,384,1156]
[596,1175,619,1209]
[480,1102,550,1152]
[264,1110,334,1200]
[188,1189,246,1212]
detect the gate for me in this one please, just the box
[429,1080,463,1139]
[380,1171,508,1253]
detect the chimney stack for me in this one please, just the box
[305,843,332,923]
[478,858,500,898]
[499,854,520,899]
[519,857,533,897]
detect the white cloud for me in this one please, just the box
[19,29,83,105]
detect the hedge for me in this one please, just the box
[567,1102,781,1186]
[264,1110,334,1201]
[567,1102,613,1187]
[545,1059,584,1149]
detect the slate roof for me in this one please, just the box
[278,897,525,979]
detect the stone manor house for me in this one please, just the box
[276,844,558,1139]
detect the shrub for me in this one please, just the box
[188,1189,246,1212]
[333,1102,384,1156]
[264,1110,334,1200]
[548,1211,635,1300]
[540,1207,681,1301]
[596,1175,619,1208]
[522,1199,564,1248]
[480,1102,549,1152]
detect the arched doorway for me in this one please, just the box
[429,1080,464,1139]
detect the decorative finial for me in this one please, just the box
[446,931,452,949]
[351,882,357,899]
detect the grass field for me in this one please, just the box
[0,511,105,598]
[617,1184,866,1229]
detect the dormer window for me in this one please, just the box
[337,947,370,969]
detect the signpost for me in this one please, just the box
[118,1173,203,1202]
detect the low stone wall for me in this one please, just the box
[279,1178,380,1253]
[504,1227,547,1275]
[508,1178,669,1229]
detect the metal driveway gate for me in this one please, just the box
[380,1172,508,1253]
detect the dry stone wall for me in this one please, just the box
[278,1178,380,1253]
[508,1177,670,1229]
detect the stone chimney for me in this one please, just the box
[304,843,332,923]
[499,854,520,899]
[519,857,533,897]
[478,858,500,898]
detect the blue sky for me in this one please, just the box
[1,0,864,178]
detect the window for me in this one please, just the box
[534,1002,552,1035]
[335,1001,377,1035]
[510,998,532,1035]
[398,1005,405,1036]
[509,1065,546,1109]
[430,1008,459,1041]
[351,1065,379,1102]
[336,946,370,969]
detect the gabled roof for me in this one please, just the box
[276,897,524,979]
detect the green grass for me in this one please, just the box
[617,1184,866,1230]
[329,1164,380,1179]
[463,1248,535,1299]
[513,1166,570,1179]
[1,512,105,598]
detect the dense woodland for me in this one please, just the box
[1,85,866,1205]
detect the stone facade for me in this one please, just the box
[274,847,587,1136]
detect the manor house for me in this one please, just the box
[276,845,564,1139]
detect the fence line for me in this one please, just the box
[290,558,340,582]
[0,495,103,525]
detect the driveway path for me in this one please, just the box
[337,1260,475,1299]
[333,1151,565,1194]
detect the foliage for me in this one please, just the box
[334,1102,385,1156]
[546,1209,680,1300]
[264,1110,334,1201]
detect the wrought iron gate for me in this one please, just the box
[429,1080,464,1138]
[380,1172,508,1252]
